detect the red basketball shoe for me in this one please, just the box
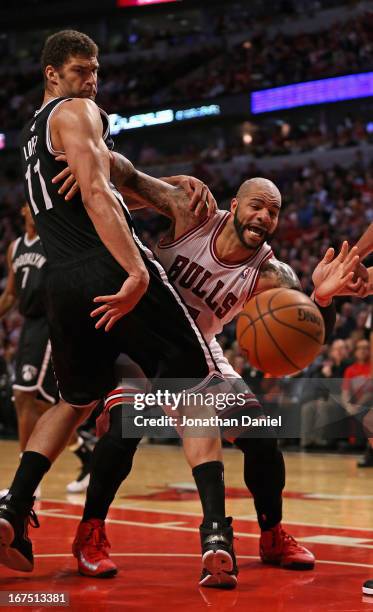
[72,519,117,578]
[260,524,315,570]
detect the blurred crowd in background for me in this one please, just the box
[1,2,372,128]
[0,0,372,459]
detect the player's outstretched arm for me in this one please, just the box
[0,243,17,318]
[51,98,149,328]
[255,244,360,341]
[353,222,373,260]
[255,243,361,303]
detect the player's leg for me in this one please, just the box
[11,318,54,453]
[357,439,373,467]
[212,341,315,572]
[74,392,232,584]
[69,252,234,586]
[0,321,55,499]
[0,257,119,573]
[234,436,315,570]
[181,431,236,588]
[13,390,47,452]
[224,380,314,570]
[118,261,236,588]
[73,358,146,576]
[0,390,51,499]
[0,248,156,573]
[38,356,94,492]
[66,431,93,493]
[73,257,235,587]
[73,402,141,577]
[0,399,95,572]
[181,432,227,539]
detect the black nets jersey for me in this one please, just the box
[19,97,131,265]
[11,234,47,318]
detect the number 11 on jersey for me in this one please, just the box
[25,158,53,215]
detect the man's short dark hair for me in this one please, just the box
[41,30,98,72]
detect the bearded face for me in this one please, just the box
[233,199,278,250]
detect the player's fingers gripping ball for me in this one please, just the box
[237,288,325,376]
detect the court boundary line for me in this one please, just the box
[43,498,373,533]
[32,552,373,569]
[35,506,373,566]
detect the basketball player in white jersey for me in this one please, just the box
[54,158,366,583]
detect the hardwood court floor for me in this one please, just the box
[0,440,373,611]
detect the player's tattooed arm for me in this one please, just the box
[110,153,217,221]
[109,152,181,218]
[255,258,302,293]
[159,175,217,219]
[109,152,213,238]
[53,149,189,219]
[0,242,17,318]
[52,150,216,240]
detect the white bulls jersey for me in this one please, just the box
[156,210,272,344]
[105,210,268,414]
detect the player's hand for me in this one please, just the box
[51,155,80,201]
[334,263,373,297]
[91,272,149,332]
[312,241,364,304]
[160,175,217,218]
[354,262,369,282]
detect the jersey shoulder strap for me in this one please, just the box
[44,98,113,157]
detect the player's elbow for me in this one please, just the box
[81,180,111,210]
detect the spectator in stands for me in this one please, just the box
[300,339,351,450]
[337,302,357,338]
[342,339,372,466]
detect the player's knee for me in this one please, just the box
[235,436,280,459]
[96,428,141,482]
[182,437,222,468]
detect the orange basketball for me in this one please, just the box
[236,288,325,376]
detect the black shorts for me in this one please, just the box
[46,247,218,406]
[13,316,58,403]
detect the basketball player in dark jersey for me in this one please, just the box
[0,30,236,588]
[0,204,93,497]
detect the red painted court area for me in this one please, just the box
[0,500,373,611]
